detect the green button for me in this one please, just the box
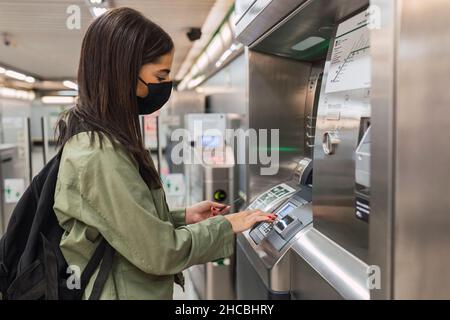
[214,189,227,202]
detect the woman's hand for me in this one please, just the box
[224,210,276,234]
[185,201,231,224]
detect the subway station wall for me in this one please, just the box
[199,54,247,115]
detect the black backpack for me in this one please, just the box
[0,152,114,300]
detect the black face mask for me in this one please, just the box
[136,77,173,115]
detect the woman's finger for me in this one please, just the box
[211,202,227,209]
[210,205,228,216]
[250,210,266,217]
[217,206,231,215]
[211,206,223,213]
[252,215,273,224]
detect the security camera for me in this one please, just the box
[186,28,202,42]
[3,33,11,47]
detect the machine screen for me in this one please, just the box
[277,203,296,218]
[275,215,294,231]
[201,135,221,148]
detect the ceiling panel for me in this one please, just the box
[0,0,217,79]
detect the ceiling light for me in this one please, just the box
[220,49,233,62]
[63,80,79,91]
[41,96,75,105]
[187,75,206,90]
[230,43,243,52]
[5,70,27,81]
[86,0,110,18]
[0,87,35,100]
[177,80,187,91]
[196,54,210,72]
[58,90,79,96]
[92,7,108,17]
[2,68,37,83]
[25,76,35,83]
[190,64,200,77]
[206,36,224,62]
[292,36,325,51]
[215,45,238,69]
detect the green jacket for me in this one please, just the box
[53,132,234,300]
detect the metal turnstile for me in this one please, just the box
[186,145,236,299]
[0,145,20,235]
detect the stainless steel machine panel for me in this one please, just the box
[303,66,323,160]
[250,0,368,63]
[355,126,370,221]
[291,251,343,300]
[291,226,370,300]
[235,0,307,46]
[313,9,371,262]
[371,0,450,299]
[369,0,396,299]
[283,8,373,301]
[247,51,312,202]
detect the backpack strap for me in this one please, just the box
[0,262,9,298]
[41,234,59,300]
[88,242,115,300]
[73,238,113,300]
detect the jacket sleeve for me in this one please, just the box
[77,146,234,276]
[169,208,186,228]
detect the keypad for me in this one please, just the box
[259,222,273,235]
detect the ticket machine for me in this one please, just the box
[235,0,372,300]
[236,158,313,299]
[234,0,450,300]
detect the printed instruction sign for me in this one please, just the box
[326,10,371,93]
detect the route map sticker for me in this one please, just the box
[326,11,371,93]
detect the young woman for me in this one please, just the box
[54,7,275,299]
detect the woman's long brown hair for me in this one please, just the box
[56,7,174,189]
